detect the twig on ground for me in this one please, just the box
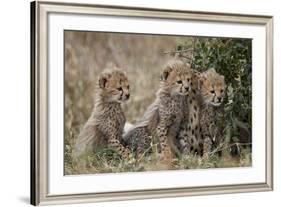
[209,142,252,157]
[162,48,194,55]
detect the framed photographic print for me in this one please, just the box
[31,0,273,205]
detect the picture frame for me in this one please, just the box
[30,0,273,205]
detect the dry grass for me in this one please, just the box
[64,31,251,175]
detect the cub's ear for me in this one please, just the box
[160,66,172,81]
[220,75,226,86]
[98,73,111,89]
[198,74,207,90]
[208,68,216,73]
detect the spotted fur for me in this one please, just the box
[177,68,226,156]
[123,60,193,164]
[73,68,131,159]
[199,68,226,155]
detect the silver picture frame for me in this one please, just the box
[30,0,273,205]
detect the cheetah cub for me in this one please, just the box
[199,68,226,155]
[73,68,131,159]
[123,60,193,163]
[177,68,226,156]
[176,69,201,155]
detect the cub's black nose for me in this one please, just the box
[217,97,222,102]
[185,86,190,91]
[125,94,130,99]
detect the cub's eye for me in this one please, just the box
[177,80,183,84]
[221,89,224,93]
[117,87,123,91]
[210,90,215,94]
[187,78,190,82]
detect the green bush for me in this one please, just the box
[176,37,252,152]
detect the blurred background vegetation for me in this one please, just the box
[64,31,252,175]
